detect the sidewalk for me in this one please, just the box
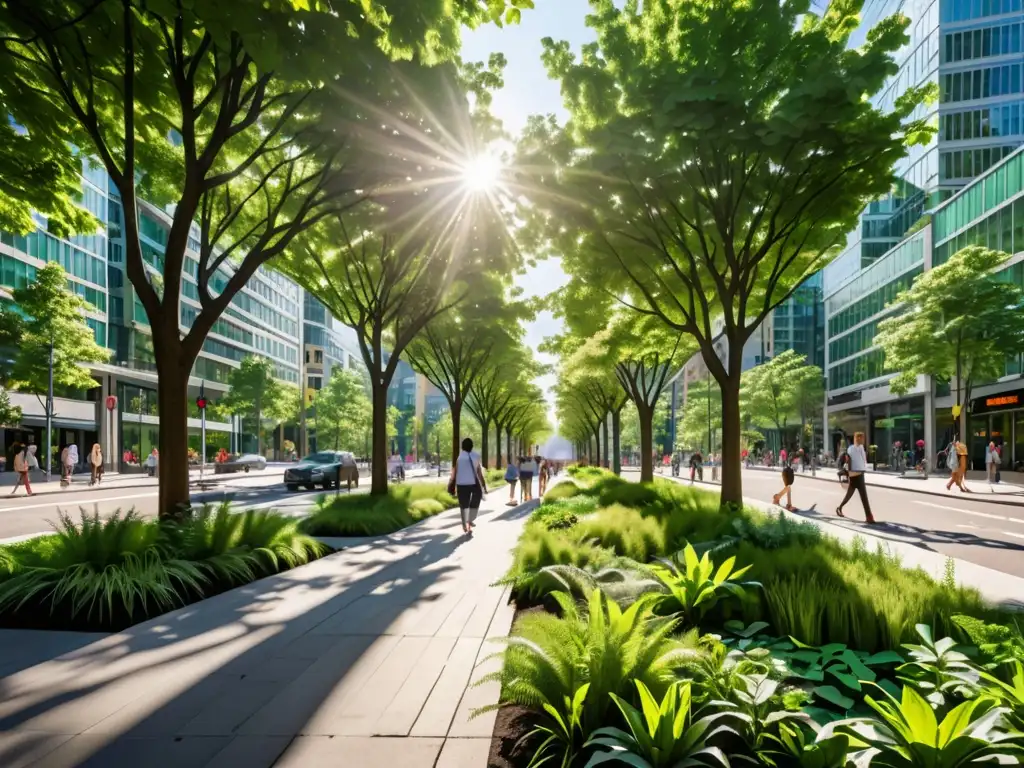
[0,488,530,767]
[728,464,1024,505]
[658,473,1024,610]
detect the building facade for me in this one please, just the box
[0,160,363,470]
[823,0,1024,468]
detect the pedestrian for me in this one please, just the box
[773,462,795,511]
[986,441,1001,484]
[671,452,681,477]
[145,447,159,477]
[519,455,536,502]
[504,459,519,506]
[538,457,549,497]
[946,439,971,493]
[779,447,788,467]
[449,437,487,536]
[62,443,78,487]
[89,443,103,486]
[836,432,876,524]
[711,452,719,482]
[9,444,34,497]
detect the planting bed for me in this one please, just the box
[483,466,1024,768]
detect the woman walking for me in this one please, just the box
[836,432,877,524]
[985,441,1001,484]
[504,459,519,507]
[518,455,535,502]
[89,443,104,486]
[450,438,488,536]
[62,443,78,487]
[9,444,34,496]
[538,457,549,497]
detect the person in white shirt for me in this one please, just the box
[450,438,488,535]
[836,432,876,524]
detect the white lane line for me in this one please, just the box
[1003,531,1024,540]
[915,500,1024,525]
[0,492,158,513]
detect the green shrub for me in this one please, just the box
[299,483,456,536]
[577,504,666,561]
[0,504,325,627]
[543,480,584,502]
[650,544,760,624]
[478,589,700,763]
[485,467,507,488]
[529,497,595,531]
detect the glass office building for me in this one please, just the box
[823,0,1024,465]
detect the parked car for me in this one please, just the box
[213,453,267,474]
[284,451,359,491]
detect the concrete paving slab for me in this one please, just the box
[436,737,493,768]
[203,735,291,768]
[373,635,457,736]
[275,735,444,768]
[409,637,484,738]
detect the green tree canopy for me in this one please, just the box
[316,368,371,453]
[1,263,110,404]
[876,246,1024,439]
[741,349,824,447]
[0,0,529,514]
[221,356,289,456]
[516,0,932,503]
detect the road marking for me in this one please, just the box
[1003,531,1024,540]
[0,492,157,513]
[914,500,1023,524]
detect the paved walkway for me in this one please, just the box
[0,490,531,767]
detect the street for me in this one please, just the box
[661,467,1024,581]
[0,468,436,542]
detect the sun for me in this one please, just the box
[461,153,502,192]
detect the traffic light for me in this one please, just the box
[196,383,207,411]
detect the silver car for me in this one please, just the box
[213,453,267,474]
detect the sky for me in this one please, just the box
[459,0,595,428]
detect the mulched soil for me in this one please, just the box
[487,602,548,768]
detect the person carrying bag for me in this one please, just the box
[449,438,488,536]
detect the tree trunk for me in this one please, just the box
[638,403,654,482]
[480,418,490,469]
[506,429,512,465]
[495,423,502,467]
[156,332,192,519]
[450,399,462,463]
[719,368,743,507]
[612,407,622,476]
[603,417,610,469]
[371,383,389,495]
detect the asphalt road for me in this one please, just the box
[658,467,1024,581]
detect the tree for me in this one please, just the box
[407,279,524,463]
[0,263,109,456]
[316,369,371,452]
[221,356,289,457]
[741,350,823,449]
[608,315,691,482]
[560,333,629,473]
[0,389,23,428]
[0,0,529,515]
[516,0,932,504]
[279,53,516,495]
[876,246,1024,440]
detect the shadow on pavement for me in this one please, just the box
[0,510,476,767]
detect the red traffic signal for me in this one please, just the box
[196,396,208,410]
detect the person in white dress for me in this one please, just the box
[450,438,488,535]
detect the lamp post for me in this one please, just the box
[44,340,53,481]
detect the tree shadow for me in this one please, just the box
[0,501,503,767]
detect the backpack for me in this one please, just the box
[782,466,795,486]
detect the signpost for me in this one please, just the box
[105,395,117,471]
[196,383,208,481]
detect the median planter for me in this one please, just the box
[0,504,330,633]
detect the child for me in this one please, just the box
[773,463,795,511]
[504,460,519,506]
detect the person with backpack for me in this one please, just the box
[9,444,34,497]
[772,463,795,511]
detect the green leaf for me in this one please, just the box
[813,686,856,711]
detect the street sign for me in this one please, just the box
[105,395,117,411]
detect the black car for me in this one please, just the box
[284,451,359,491]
